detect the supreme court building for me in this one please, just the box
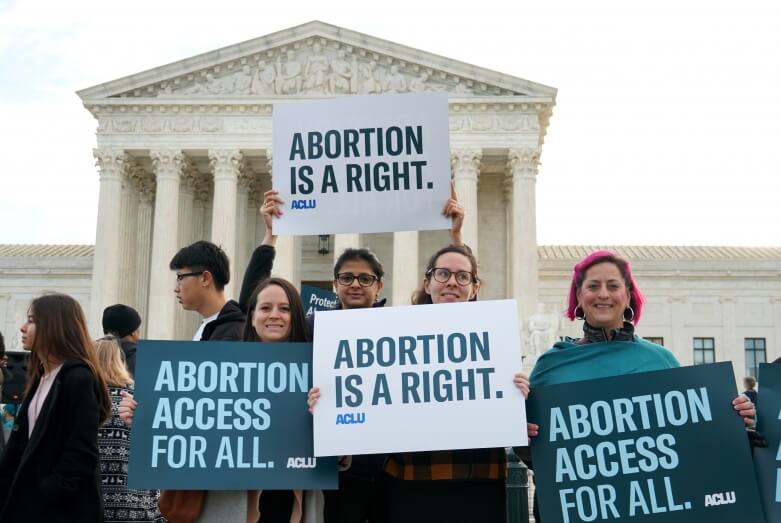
[1,22,780,380]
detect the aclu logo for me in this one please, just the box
[704,491,736,507]
[291,199,316,209]
[287,457,317,469]
[336,412,365,425]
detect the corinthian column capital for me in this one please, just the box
[93,148,131,182]
[507,147,541,179]
[150,149,187,181]
[208,149,245,182]
[450,148,482,182]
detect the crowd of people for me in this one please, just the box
[0,188,760,523]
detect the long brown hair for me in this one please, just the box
[94,336,133,388]
[411,245,480,305]
[25,293,112,424]
[242,278,311,342]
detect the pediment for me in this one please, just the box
[77,21,556,102]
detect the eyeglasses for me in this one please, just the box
[427,267,475,286]
[175,271,205,282]
[336,272,380,287]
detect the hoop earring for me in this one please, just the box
[574,305,585,320]
[624,306,635,322]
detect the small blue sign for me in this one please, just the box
[128,340,337,490]
[301,284,338,316]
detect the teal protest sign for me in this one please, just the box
[128,340,337,490]
[527,362,764,523]
[301,284,338,316]
[755,363,781,522]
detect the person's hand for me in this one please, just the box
[119,390,137,427]
[442,183,464,246]
[307,387,321,414]
[260,190,284,244]
[528,422,540,439]
[513,371,530,399]
[733,394,756,426]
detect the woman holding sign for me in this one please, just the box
[0,293,112,522]
[372,244,529,523]
[242,277,319,523]
[525,250,755,521]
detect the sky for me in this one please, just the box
[1,0,779,247]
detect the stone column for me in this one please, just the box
[209,149,243,299]
[134,175,155,337]
[669,297,689,364]
[235,170,254,285]
[334,234,361,263]
[117,163,140,306]
[147,150,186,340]
[89,148,129,335]
[175,163,197,340]
[507,147,541,321]
[451,149,482,252]
[502,176,514,297]
[266,153,301,285]
[773,299,781,361]
[392,231,418,306]
[720,297,738,369]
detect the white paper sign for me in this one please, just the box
[272,92,451,235]
[312,300,527,456]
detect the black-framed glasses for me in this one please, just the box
[427,267,475,286]
[175,271,205,282]
[336,272,380,287]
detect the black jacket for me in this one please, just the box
[0,360,104,523]
[200,300,245,341]
[119,338,137,377]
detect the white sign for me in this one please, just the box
[272,92,451,235]
[312,300,527,456]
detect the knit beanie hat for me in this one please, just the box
[102,304,142,338]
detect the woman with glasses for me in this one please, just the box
[0,293,112,522]
[268,186,465,523]
[94,336,165,523]
[371,244,528,523]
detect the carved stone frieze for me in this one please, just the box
[115,39,524,99]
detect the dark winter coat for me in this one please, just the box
[0,360,105,523]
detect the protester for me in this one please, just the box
[119,239,274,523]
[102,304,143,376]
[310,243,527,523]
[95,336,165,523]
[525,250,756,522]
[0,293,111,522]
[743,376,758,404]
[267,185,465,523]
[242,277,322,523]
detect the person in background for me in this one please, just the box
[743,376,758,404]
[102,304,143,376]
[0,293,112,522]
[95,336,165,523]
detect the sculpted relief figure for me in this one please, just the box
[251,61,277,94]
[233,65,253,94]
[276,50,303,94]
[358,61,381,94]
[304,43,330,93]
[408,72,429,92]
[528,303,558,358]
[329,50,353,94]
[382,65,408,92]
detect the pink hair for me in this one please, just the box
[566,250,645,325]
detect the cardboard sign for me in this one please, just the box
[272,92,451,235]
[755,363,781,522]
[312,300,527,456]
[527,362,764,523]
[128,340,337,490]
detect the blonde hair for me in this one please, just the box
[94,336,133,387]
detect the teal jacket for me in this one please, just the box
[529,335,680,388]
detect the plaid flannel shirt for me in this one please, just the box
[384,448,506,481]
